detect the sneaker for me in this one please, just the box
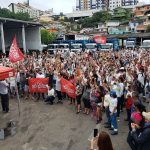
[111,131,118,135]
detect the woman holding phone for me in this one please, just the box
[90,131,113,150]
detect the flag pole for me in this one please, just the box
[15,81,21,117]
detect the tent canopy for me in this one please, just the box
[0,66,15,80]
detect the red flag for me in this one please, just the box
[28,78,48,93]
[9,36,24,63]
[94,36,106,44]
[60,78,76,99]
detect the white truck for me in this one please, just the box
[85,43,97,52]
[58,44,70,53]
[47,44,58,55]
[98,43,113,51]
[140,40,150,50]
[126,38,136,49]
[70,43,82,53]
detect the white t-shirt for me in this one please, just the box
[0,80,9,94]
[104,94,110,107]
[9,77,16,87]
[48,88,55,97]
[36,73,45,78]
[119,82,124,96]
[109,97,118,113]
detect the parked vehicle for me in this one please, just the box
[98,43,113,51]
[47,44,58,55]
[126,38,136,49]
[70,43,82,52]
[140,40,150,50]
[85,43,97,52]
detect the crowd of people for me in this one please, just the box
[0,48,150,149]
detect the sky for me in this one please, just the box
[0,0,76,14]
[0,0,149,14]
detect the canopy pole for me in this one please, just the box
[15,82,21,117]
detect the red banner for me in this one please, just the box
[94,36,106,44]
[0,66,15,80]
[9,36,24,63]
[60,78,76,99]
[29,78,48,93]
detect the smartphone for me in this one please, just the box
[94,129,98,137]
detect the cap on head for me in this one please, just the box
[110,90,117,98]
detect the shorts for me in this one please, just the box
[76,95,82,105]
[97,102,102,107]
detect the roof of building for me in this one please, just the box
[8,3,40,11]
[0,17,42,29]
[136,4,150,8]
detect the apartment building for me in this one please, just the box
[8,3,40,19]
[76,0,108,11]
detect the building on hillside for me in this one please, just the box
[8,3,40,19]
[39,14,54,22]
[122,0,139,7]
[65,9,101,20]
[39,9,55,23]
[76,0,108,11]
[96,23,108,34]
[109,0,122,10]
[134,4,150,17]
[134,4,150,32]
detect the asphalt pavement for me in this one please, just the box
[0,98,130,150]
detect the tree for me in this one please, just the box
[147,25,150,32]
[112,7,132,21]
[15,12,32,21]
[41,29,56,45]
[78,11,112,28]
[0,8,33,21]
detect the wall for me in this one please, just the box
[25,27,42,51]
[4,28,23,48]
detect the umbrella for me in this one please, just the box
[0,66,15,80]
[0,66,20,116]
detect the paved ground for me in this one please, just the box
[0,98,131,150]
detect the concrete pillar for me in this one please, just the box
[141,38,143,46]
[0,22,5,54]
[22,24,26,53]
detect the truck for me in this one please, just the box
[58,43,70,53]
[98,43,113,51]
[126,38,136,49]
[97,38,119,51]
[70,43,82,52]
[85,43,97,52]
[140,40,150,49]
[47,44,58,55]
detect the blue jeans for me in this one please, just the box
[110,112,118,130]
[106,107,111,124]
